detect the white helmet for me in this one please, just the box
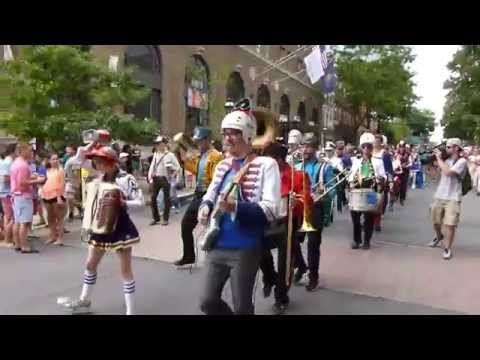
[221,110,257,144]
[325,141,336,151]
[359,132,375,146]
[288,129,303,145]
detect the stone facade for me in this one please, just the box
[3,45,367,146]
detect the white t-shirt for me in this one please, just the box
[434,158,468,202]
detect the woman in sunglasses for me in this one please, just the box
[347,133,386,250]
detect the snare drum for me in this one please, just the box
[349,189,383,213]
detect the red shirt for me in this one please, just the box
[280,163,313,218]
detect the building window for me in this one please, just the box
[297,102,306,124]
[226,71,245,103]
[256,84,271,109]
[185,54,210,134]
[124,45,162,123]
[311,108,319,127]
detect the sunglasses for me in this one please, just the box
[362,144,373,149]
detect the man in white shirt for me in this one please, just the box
[428,138,468,260]
[147,136,180,226]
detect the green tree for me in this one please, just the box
[443,45,480,142]
[334,45,417,140]
[0,45,158,150]
[405,107,435,137]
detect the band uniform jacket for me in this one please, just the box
[182,148,223,191]
[201,156,281,225]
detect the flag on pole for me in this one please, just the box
[304,46,325,84]
[319,45,329,71]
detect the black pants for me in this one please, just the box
[259,219,298,305]
[399,171,409,203]
[336,182,348,212]
[180,192,205,261]
[293,203,323,281]
[150,176,171,222]
[350,211,375,245]
[200,247,261,315]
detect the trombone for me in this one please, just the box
[285,152,317,286]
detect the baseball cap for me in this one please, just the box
[446,138,462,149]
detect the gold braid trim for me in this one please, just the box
[85,237,140,251]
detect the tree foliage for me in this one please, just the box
[405,107,435,137]
[443,45,480,142]
[0,45,158,150]
[334,45,418,140]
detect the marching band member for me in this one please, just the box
[174,127,223,267]
[258,142,312,315]
[348,133,386,250]
[292,133,325,291]
[372,134,394,232]
[286,129,303,165]
[317,146,336,227]
[60,144,143,315]
[197,100,280,315]
[148,135,180,226]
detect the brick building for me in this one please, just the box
[2,45,362,145]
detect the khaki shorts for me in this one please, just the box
[430,199,461,227]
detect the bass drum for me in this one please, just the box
[349,189,383,214]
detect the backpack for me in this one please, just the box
[455,159,472,196]
[461,170,472,196]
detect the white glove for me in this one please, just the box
[197,205,210,225]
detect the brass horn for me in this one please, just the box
[298,154,318,233]
[251,107,277,150]
[172,132,199,159]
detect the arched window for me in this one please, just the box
[279,94,291,143]
[279,94,290,122]
[310,108,319,127]
[124,45,162,123]
[185,54,210,134]
[297,101,306,126]
[226,71,245,103]
[256,84,271,109]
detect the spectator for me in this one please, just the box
[41,153,67,246]
[61,146,76,167]
[10,143,43,253]
[34,156,48,227]
[0,144,17,247]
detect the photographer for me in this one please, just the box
[428,138,468,260]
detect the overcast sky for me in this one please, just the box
[409,45,460,142]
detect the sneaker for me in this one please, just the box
[443,248,453,260]
[362,242,370,250]
[306,278,319,292]
[272,302,288,315]
[428,235,443,248]
[160,220,169,226]
[263,284,273,298]
[64,298,92,311]
[293,269,306,285]
[351,242,360,249]
[375,225,381,232]
[174,258,195,267]
[149,220,160,226]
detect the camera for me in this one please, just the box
[82,129,111,145]
[420,143,448,165]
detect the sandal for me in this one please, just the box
[46,238,57,245]
[53,242,64,246]
[14,247,21,252]
[21,249,39,254]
